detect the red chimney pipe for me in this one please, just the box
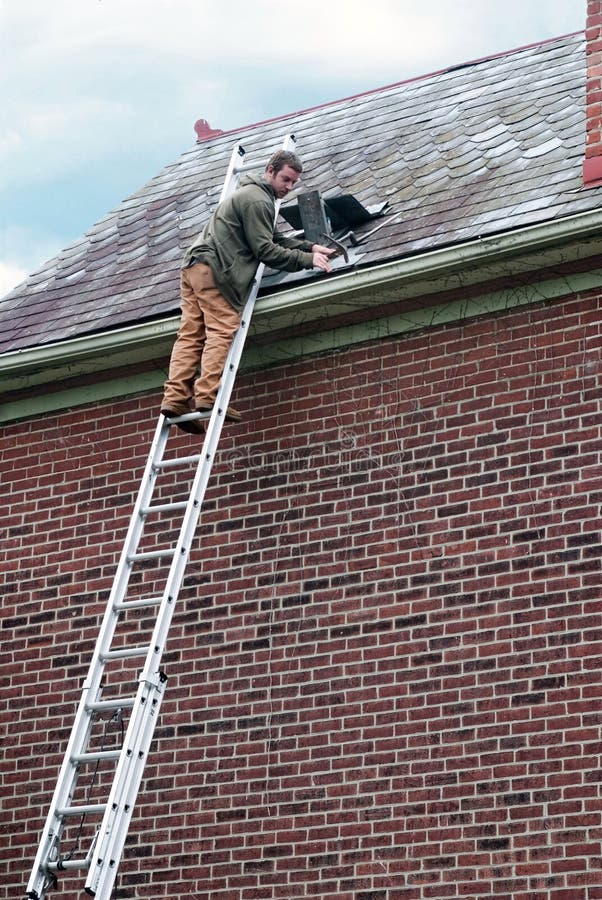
[583,0,602,185]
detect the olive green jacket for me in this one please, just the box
[182,174,314,311]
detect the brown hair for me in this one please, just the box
[265,150,303,175]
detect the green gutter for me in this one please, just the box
[3,206,602,379]
[0,316,179,383]
[255,205,602,319]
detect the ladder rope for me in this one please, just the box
[54,710,124,869]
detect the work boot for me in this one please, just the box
[196,403,242,423]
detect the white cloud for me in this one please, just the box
[0,128,22,157]
[0,98,132,191]
[1,2,587,155]
[0,262,27,298]
[0,225,64,295]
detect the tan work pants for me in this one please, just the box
[163,263,241,409]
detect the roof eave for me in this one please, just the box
[2,206,602,398]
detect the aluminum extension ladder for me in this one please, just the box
[27,133,298,900]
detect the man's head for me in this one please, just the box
[264,150,303,199]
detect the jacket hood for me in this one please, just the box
[240,173,274,196]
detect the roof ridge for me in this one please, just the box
[196,30,583,144]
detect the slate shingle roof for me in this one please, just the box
[0,31,598,356]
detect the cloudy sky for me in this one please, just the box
[0,0,586,297]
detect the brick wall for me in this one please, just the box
[2,289,602,900]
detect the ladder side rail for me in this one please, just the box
[29,134,296,900]
[84,134,296,896]
[218,142,245,202]
[83,379,245,894]
[26,417,169,900]
[29,139,249,899]
[81,298,259,896]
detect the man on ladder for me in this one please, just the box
[161,148,335,433]
[27,136,331,900]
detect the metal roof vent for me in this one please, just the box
[280,191,389,258]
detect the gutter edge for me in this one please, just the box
[2,207,602,377]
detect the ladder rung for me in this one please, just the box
[101,646,149,661]
[233,161,262,174]
[46,858,90,873]
[57,803,106,816]
[128,548,174,562]
[162,410,205,425]
[72,750,121,763]
[114,595,162,610]
[154,454,201,469]
[85,697,136,712]
[142,501,188,515]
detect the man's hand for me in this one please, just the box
[311,243,336,273]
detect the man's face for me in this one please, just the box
[265,164,300,199]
